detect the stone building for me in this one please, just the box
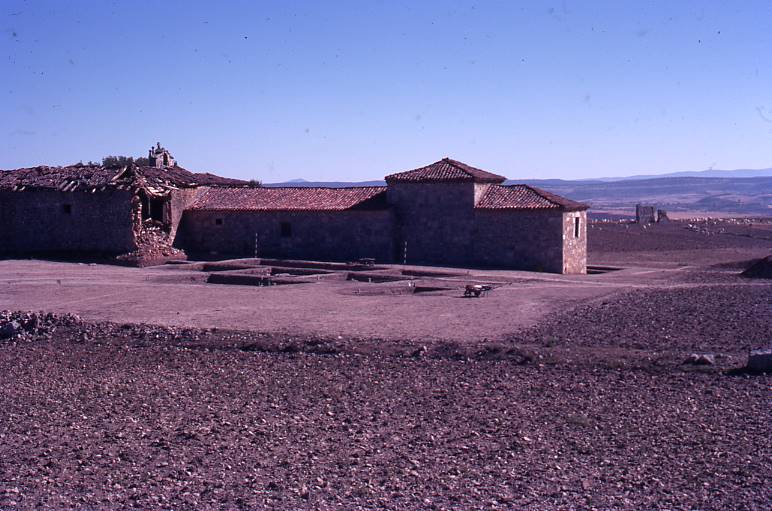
[1,154,589,273]
[178,158,589,273]
[382,158,587,273]
[0,158,243,257]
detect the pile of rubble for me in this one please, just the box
[0,310,81,342]
[116,220,185,266]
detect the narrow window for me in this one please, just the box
[215,218,223,226]
[574,217,580,238]
[62,204,72,215]
[280,221,292,238]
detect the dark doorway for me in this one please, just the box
[139,192,169,230]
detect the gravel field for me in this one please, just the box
[512,284,771,356]
[0,328,769,510]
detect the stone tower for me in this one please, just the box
[148,142,175,168]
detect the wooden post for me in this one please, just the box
[402,241,407,265]
[254,233,258,259]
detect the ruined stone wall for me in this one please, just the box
[0,189,136,255]
[179,209,394,262]
[562,210,587,274]
[168,188,204,242]
[636,204,657,223]
[472,210,565,272]
[387,182,476,265]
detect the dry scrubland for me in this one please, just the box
[1,219,770,510]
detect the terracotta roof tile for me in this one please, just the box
[476,185,589,211]
[188,186,388,212]
[385,158,506,183]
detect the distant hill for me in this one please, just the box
[266,167,772,187]
[265,173,772,217]
[517,176,771,217]
[593,167,772,181]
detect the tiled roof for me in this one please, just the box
[0,164,245,193]
[385,158,506,183]
[188,186,388,212]
[476,185,589,211]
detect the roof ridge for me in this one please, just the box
[500,183,561,206]
[525,184,568,207]
[475,183,588,211]
[442,158,474,177]
[515,184,558,206]
[385,158,506,183]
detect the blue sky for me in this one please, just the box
[2,1,772,181]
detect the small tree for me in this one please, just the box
[247,179,262,188]
[102,155,151,167]
[102,155,135,167]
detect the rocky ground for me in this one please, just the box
[511,283,770,360]
[1,272,770,510]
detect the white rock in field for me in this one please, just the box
[684,353,715,366]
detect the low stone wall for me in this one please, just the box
[0,189,136,255]
[179,209,394,263]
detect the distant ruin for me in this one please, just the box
[636,204,657,223]
[636,204,669,224]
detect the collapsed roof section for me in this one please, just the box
[385,158,507,184]
[188,186,389,212]
[0,163,246,196]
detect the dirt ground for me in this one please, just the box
[2,219,769,341]
[0,219,770,510]
[0,259,621,342]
